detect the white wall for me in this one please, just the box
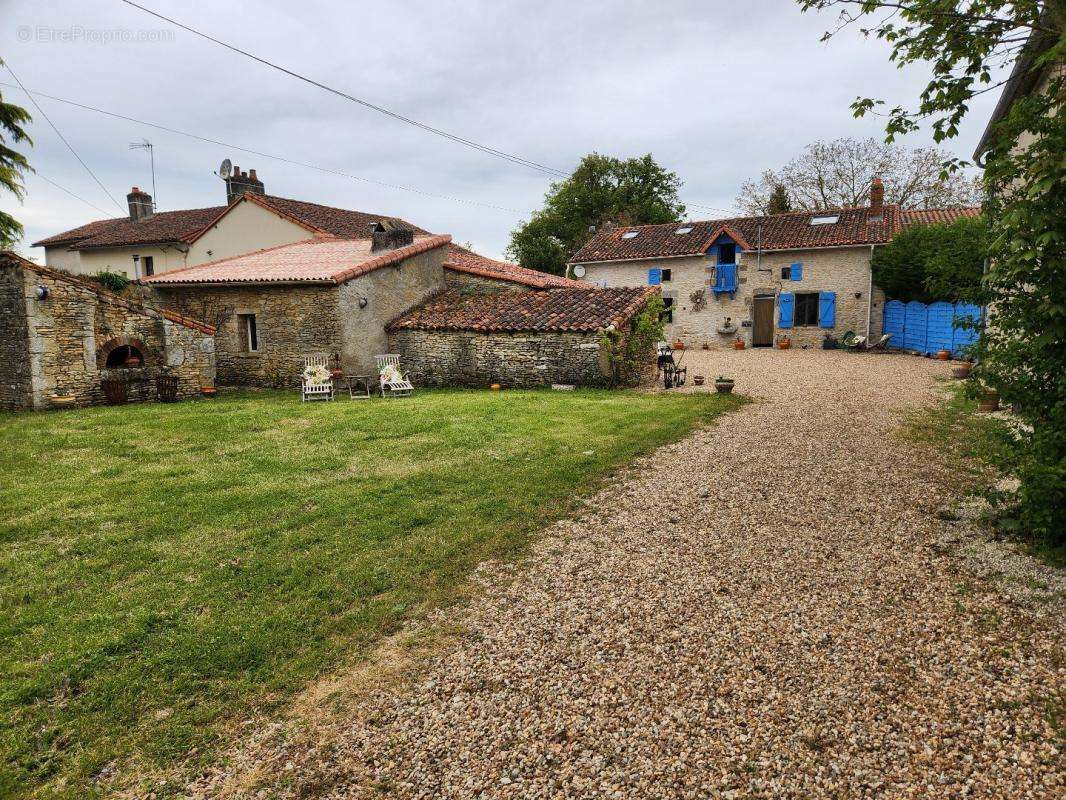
[186,200,314,266]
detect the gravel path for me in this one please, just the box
[214,351,1064,798]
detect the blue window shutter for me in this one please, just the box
[648,268,662,285]
[818,291,836,328]
[779,292,795,328]
[791,262,803,281]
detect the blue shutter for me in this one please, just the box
[818,291,836,328]
[648,268,662,285]
[791,262,803,281]
[779,292,795,328]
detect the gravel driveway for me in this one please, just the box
[221,351,1063,798]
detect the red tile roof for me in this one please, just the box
[33,194,427,250]
[144,235,451,285]
[900,207,981,229]
[0,251,216,334]
[570,206,904,263]
[388,286,658,334]
[445,245,588,289]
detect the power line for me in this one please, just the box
[32,170,120,218]
[3,62,126,214]
[121,1,568,178]
[0,82,524,214]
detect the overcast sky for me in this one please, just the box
[1,0,1002,261]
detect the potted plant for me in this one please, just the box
[101,376,128,405]
[714,376,735,394]
[778,335,792,350]
[936,349,951,361]
[693,375,705,386]
[672,338,686,350]
[733,336,745,350]
[978,388,1000,412]
[952,363,972,380]
[822,332,838,350]
[156,371,180,403]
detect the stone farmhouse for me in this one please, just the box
[568,179,979,349]
[17,169,656,404]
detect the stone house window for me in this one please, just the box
[238,313,259,352]
[661,268,672,282]
[794,292,819,326]
[661,297,675,323]
[143,256,154,277]
[717,243,736,265]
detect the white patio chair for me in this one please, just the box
[301,354,334,402]
[375,354,414,398]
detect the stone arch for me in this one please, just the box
[98,335,148,368]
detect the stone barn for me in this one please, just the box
[1,252,216,411]
[387,286,659,388]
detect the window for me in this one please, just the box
[621,231,639,239]
[661,297,675,323]
[810,214,839,225]
[718,242,736,264]
[661,268,672,282]
[675,225,693,235]
[142,256,154,277]
[794,293,819,326]
[780,263,802,280]
[238,313,259,352]
[781,266,791,280]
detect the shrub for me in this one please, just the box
[95,270,130,293]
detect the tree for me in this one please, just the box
[507,153,685,275]
[796,1,1065,544]
[735,137,983,215]
[871,216,988,303]
[766,183,792,215]
[0,59,32,249]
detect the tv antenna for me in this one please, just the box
[128,139,156,208]
[218,158,232,180]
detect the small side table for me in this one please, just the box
[342,375,374,399]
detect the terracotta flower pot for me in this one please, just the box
[673,339,685,350]
[733,340,745,350]
[952,364,972,380]
[693,375,705,386]
[937,349,951,361]
[201,386,218,397]
[778,338,791,350]
[715,380,735,394]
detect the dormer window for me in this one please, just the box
[621,231,639,239]
[717,242,736,265]
[675,226,693,235]
[810,214,839,225]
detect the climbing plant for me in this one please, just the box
[601,295,664,387]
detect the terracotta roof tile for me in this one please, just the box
[445,245,588,289]
[570,207,903,263]
[388,286,658,334]
[900,207,981,228]
[143,235,451,285]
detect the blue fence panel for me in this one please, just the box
[927,301,955,355]
[904,301,929,354]
[883,300,906,349]
[952,303,981,357]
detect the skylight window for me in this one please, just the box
[621,231,640,239]
[810,215,839,225]
[675,225,694,235]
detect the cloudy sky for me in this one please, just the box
[2,0,1001,261]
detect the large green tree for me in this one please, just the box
[0,59,32,249]
[871,216,988,303]
[508,153,685,275]
[797,1,1065,543]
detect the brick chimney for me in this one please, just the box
[869,176,885,214]
[225,166,266,203]
[127,186,153,221]
[368,220,415,252]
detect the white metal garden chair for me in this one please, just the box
[375,354,414,398]
[301,354,334,402]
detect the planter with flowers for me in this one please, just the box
[715,376,735,394]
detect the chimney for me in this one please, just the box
[225,166,266,203]
[869,176,885,214]
[127,186,153,221]
[368,220,415,252]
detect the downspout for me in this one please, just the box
[867,244,874,340]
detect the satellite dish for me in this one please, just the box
[572,265,586,278]
[218,158,232,179]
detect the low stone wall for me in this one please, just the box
[391,329,611,388]
[1,255,215,411]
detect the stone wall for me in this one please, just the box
[150,284,339,387]
[390,329,611,388]
[443,269,523,294]
[0,260,32,409]
[0,255,215,411]
[578,245,882,349]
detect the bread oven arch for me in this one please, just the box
[98,335,148,369]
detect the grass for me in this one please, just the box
[0,387,742,798]
[901,381,1064,567]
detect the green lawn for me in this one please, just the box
[0,388,740,798]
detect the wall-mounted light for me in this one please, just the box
[35,285,49,300]
[854,292,863,299]
[358,296,369,309]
